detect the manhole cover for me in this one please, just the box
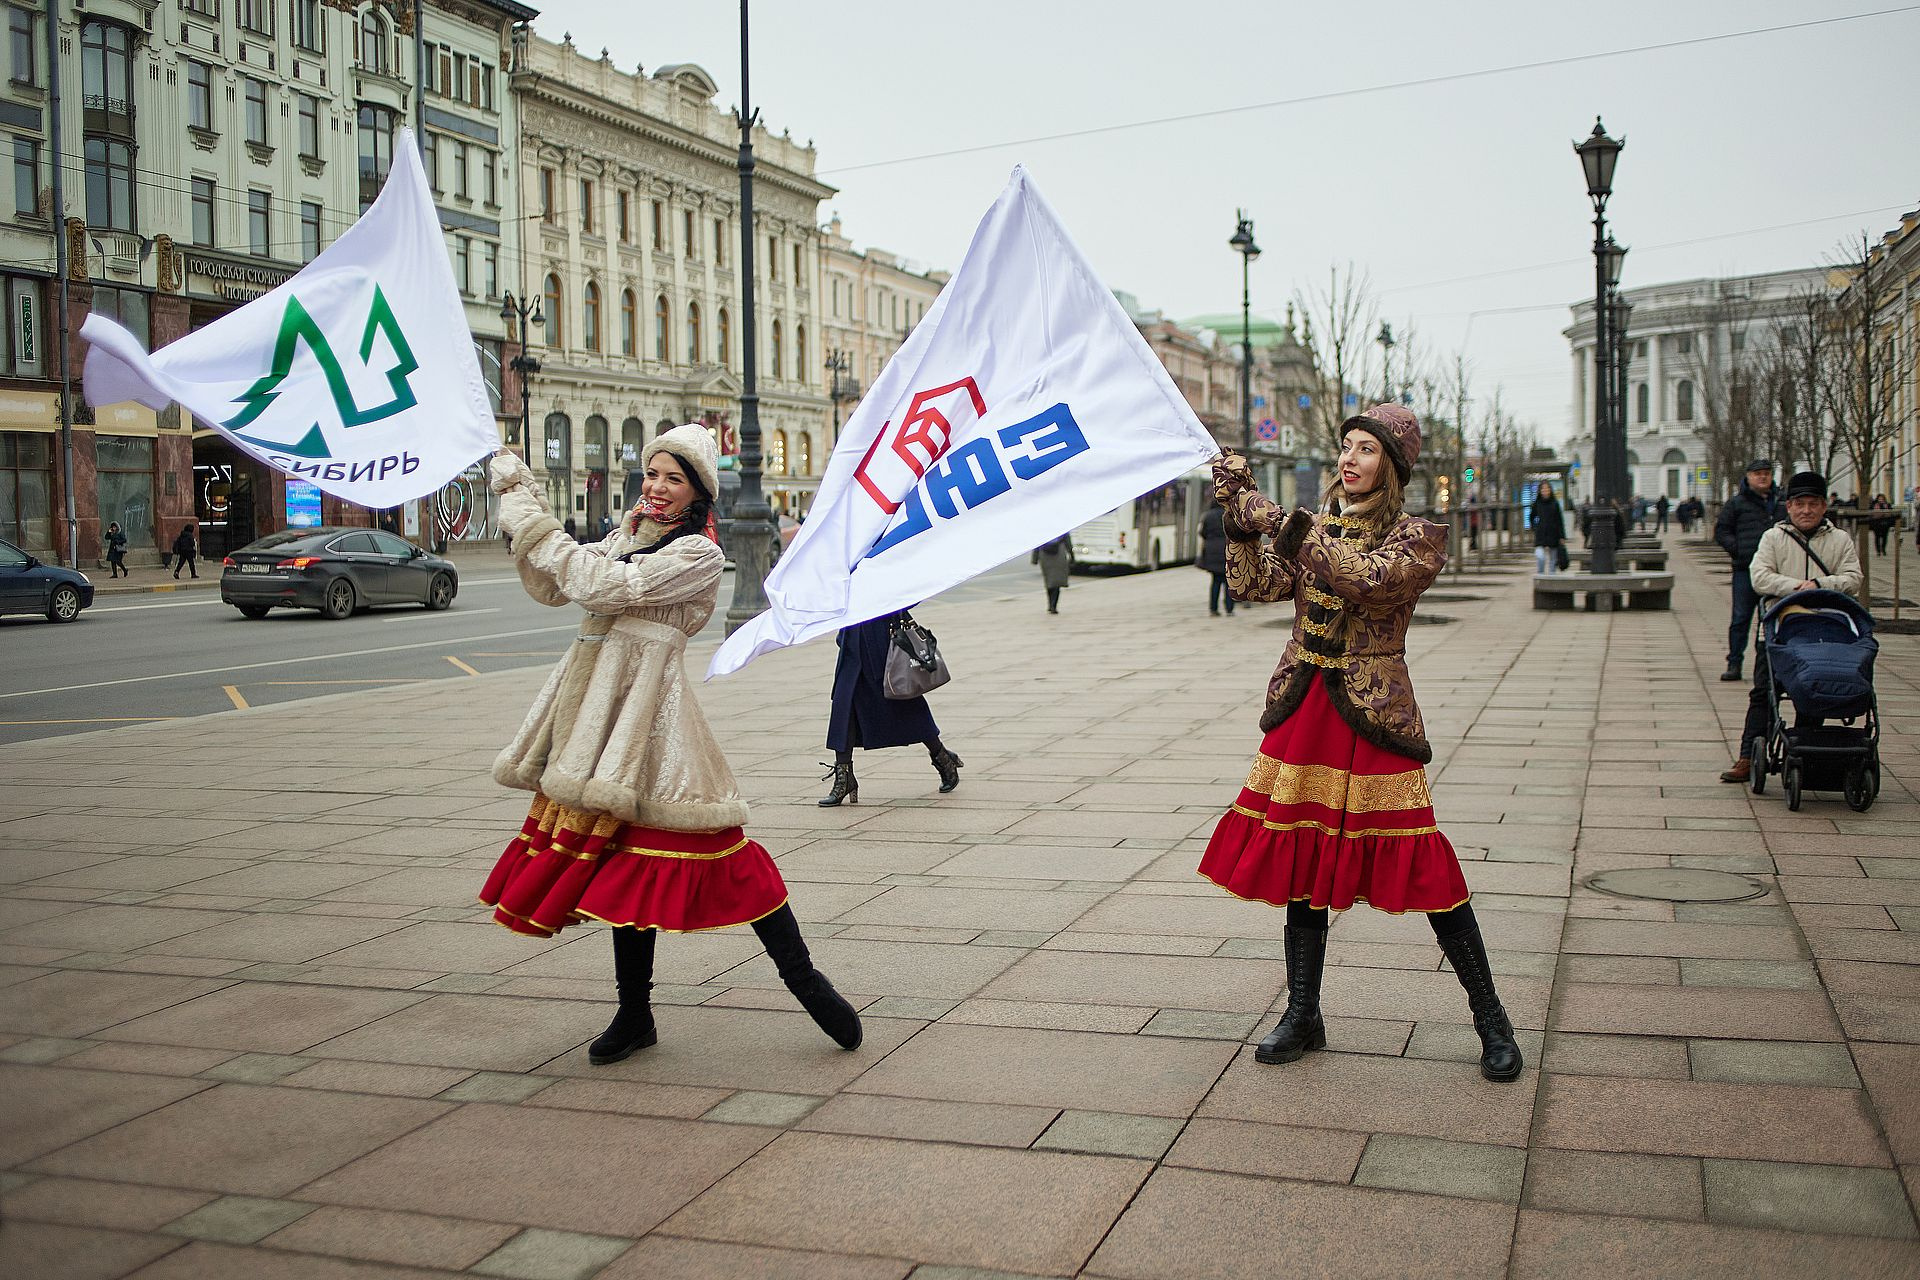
[1585,868,1766,903]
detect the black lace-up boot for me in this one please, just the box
[1438,926,1524,1082]
[928,742,963,793]
[818,754,858,807]
[1254,925,1328,1064]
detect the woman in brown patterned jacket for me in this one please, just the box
[1198,405,1523,1083]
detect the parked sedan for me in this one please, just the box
[0,537,94,623]
[222,528,458,620]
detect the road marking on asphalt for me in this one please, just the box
[445,656,481,676]
[95,597,228,612]
[0,716,179,724]
[223,685,248,710]
[470,651,561,657]
[0,622,583,701]
[262,679,420,685]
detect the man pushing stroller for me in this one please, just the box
[1720,472,1862,785]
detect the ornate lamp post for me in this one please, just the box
[724,0,778,635]
[1574,117,1625,574]
[824,347,852,450]
[1228,212,1260,456]
[499,291,543,462]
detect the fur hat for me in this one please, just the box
[1342,404,1421,484]
[644,423,720,500]
[1785,471,1826,501]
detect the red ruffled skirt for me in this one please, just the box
[1199,677,1469,915]
[480,793,788,937]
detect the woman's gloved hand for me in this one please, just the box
[1212,451,1285,538]
[488,449,537,494]
[1211,451,1257,504]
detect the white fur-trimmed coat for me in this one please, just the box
[488,454,748,832]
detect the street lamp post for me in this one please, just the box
[724,0,776,636]
[1574,117,1625,575]
[824,347,851,450]
[499,291,544,465]
[1376,321,1396,404]
[1228,211,1260,456]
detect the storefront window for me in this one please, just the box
[584,415,607,471]
[620,417,643,469]
[542,411,571,521]
[0,432,54,550]
[96,434,154,548]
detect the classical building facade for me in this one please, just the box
[509,35,832,530]
[0,0,532,562]
[815,215,945,495]
[1562,266,1828,507]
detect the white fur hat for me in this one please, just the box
[644,423,721,501]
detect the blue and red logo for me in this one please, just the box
[854,376,1089,558]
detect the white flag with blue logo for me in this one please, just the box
[709,166,1217,678]
[78,128,494,508]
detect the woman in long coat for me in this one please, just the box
[1033,534,1072,614]
[1200,404,1524,1083]
[818,611,963,806]
[1531,482,1567,576]
[481,425,861,1063]
[1198,505,1232,615]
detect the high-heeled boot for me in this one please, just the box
[928,742,963,793]
[1438,926,1524,1082]
[589,926,657,1064]
[818,755,858,807]
[752,905,862,1049]
[1254,924,1328,1064]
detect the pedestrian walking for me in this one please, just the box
[818,609,964,806]
[563,515,579,542]
[1719,472,1862,784]
[1033,533,1071,614]
[1198,504,1234,615]
[479,426,862,1063]
[1530,482,1566,576]
[1654,494,1670,534]
[104,522,128,577]
[1869,494,1893,556]
[1202,405,1524,1084]
[1713,460,1779,682]
[171,523,199,579]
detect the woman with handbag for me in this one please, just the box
[819,608,964,806]
[1200,405,1524,1084]
[1033,534,1072,614]
[480,427,862,1064]
[1531,482,1567,576]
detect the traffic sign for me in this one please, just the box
[1256,418,1279,441]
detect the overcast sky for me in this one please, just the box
[528,0,1917,447]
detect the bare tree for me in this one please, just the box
[1294,263,1380,455]
[1777,287,1844,482]
[1822,233,1914,502]
[1681,289,1769,497]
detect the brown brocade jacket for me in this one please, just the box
[1221,488,1447,765]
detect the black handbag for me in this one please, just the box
[884,613,951,699]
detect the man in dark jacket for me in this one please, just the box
[1530,483,1566,576]
[171,523,199,579]
[1198,505,1232,615]
[1713,459,1779,681]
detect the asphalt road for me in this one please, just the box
[0,553,1044,745]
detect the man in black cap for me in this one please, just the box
[1719,472,1862,784]
[1713,459,1780,681]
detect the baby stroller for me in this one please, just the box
[1748,588,1879,812]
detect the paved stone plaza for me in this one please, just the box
[2,538,1917,1279]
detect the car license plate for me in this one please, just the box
[240,563,271,574]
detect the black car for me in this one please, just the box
[0,537,94,623]
[222,527,458,619]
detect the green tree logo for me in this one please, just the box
[223,284,419,459]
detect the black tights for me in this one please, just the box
[610,904,817,1000]
[833,738,948,770]
[1286,899,1479,940]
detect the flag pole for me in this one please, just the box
[47,1,76,566]
[724,0,775,635]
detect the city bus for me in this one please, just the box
[1071,466,1212,570]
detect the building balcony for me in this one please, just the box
[82,95,135,139]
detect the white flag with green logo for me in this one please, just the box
[80,127,494,508]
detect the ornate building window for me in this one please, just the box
[795,324,807,387]
[620,417,643,469]
[541,273,562,347]
[1676,379,1694,422]
[796,433,811,476]
[581,281,600,352]
[717,307,730,369]
[357,9,388,73]
[654,295,670,361]
[1636,382,1649,424]
[769,429,787,476]
[620,289,636,357]
[771,320,782,379]
[686,301,701,365]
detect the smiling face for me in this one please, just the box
[640,452,696,521]
[1339,429,1387,497]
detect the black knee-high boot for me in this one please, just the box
[1432,906,1523,1082]
[752,905,862,1049]
[588,926,657,1065]
[1256,903,1329,1064]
